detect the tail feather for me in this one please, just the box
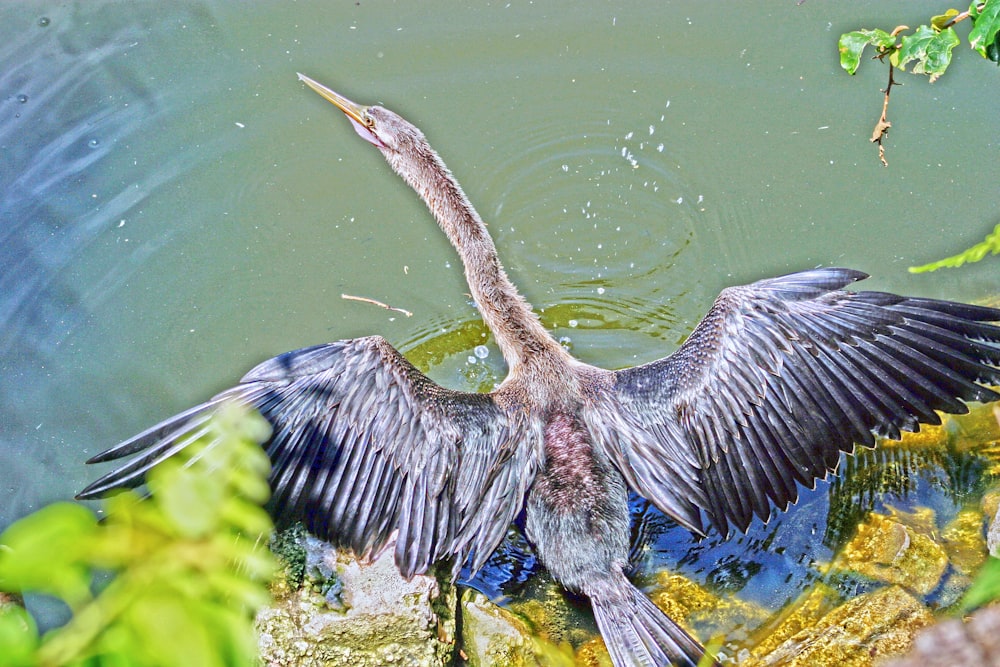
[591,580,714,667]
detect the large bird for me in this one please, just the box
[78,73,1000,667]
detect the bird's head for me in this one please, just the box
[297,72,422,156]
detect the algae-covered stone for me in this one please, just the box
[650,571,769,641]
[747,585,933,667]
[574,636,615,667]
[460,588,542,667]
[257,535,455,666]
[648,570,768,663]
[833,511,948,596]
[884,420,949,451]
[459,582,618,666]
[746,583,841,661]
[941,508,988,577]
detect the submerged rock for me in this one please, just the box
[257,534,455,666]
[833,511,948,596]
[460,589,546,667]
[941,508,988,578]
[745,583,841,662]
[745,585,933,666]
[649,570,769,653]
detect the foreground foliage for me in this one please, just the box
[908,222,1000,273]
[0,404,275,667]
[962,556,1000,611]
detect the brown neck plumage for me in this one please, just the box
[384,136,563,370]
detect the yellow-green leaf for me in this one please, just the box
[931,8,961,31]
[0,503,97,606]
[0,606,39,667]
[909,223,1000,272]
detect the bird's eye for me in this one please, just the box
[362,114,375,128]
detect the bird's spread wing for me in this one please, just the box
[586,268,1000,535]
[79,336,540,578]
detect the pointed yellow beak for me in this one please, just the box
[297,72,369,126]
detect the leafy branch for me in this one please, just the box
[838,0,1000,166]
[0,403,275,666]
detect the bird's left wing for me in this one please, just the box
[585,268,1000,536]
[79,336,541,578]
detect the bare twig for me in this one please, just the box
[870,25,909,167]
[341,293,413,317]
[941,7,975,30]
[871,63,898,167]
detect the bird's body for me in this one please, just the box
[79,74,1000,667]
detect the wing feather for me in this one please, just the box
[587,268,1000,535]
[79,336,540,579]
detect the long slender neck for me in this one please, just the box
[385,138,563,370]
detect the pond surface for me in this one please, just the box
[2,0,999,649]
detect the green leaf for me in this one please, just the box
[204,570,273,609]
[839,29,896,74]
[150,457,223,538]
[909,222,1000,272]
[125,593,224,667]
[199,603,259,665]
[961,555,1000,611]
[970,0,1000,59]
[225,465,272,505]
[219,497,274,538]
[0,606,39,667]
[0,503,98,606]
[894,25,960,81]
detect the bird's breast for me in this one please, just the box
[533,411,608,510]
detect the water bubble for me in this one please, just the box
[467,356,477,365]
[88,138,100,148]
[37,16,50,27]
[568,319,579,328]
[17,94,28,104]
[473,345,489,359]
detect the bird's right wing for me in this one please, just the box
[79,336,541,578]
[585,268,1000,536]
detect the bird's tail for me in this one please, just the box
[590,576,714,667]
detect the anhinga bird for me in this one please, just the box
[79,73,1000,667]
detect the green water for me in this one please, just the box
[2,0,999,650]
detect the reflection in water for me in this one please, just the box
[826,408,1000,551]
